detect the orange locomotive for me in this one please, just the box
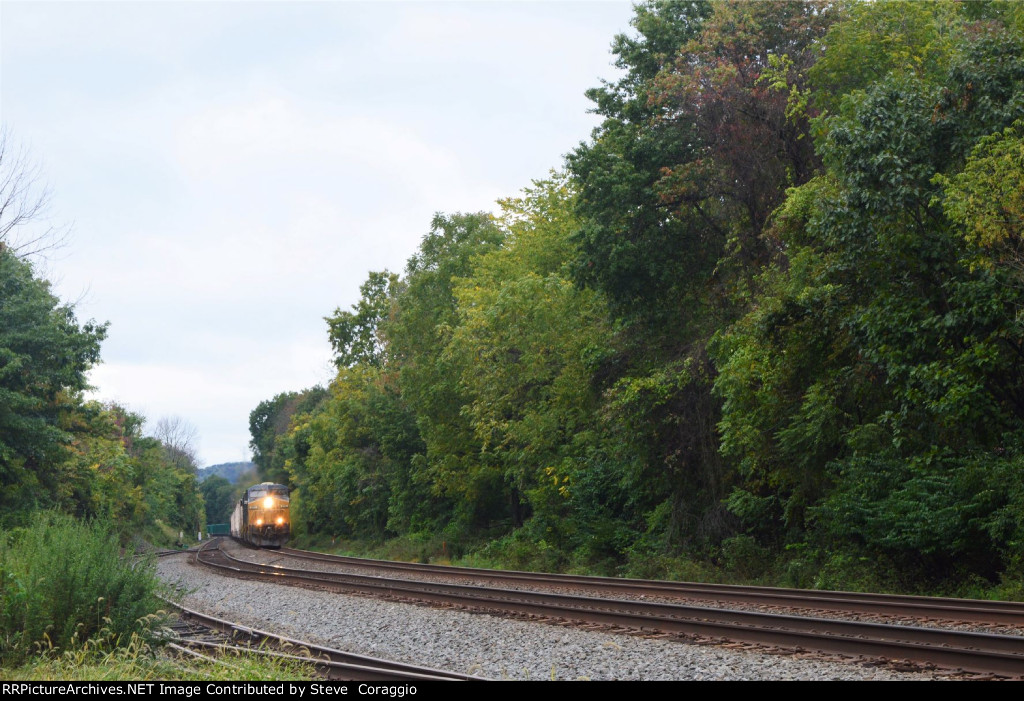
[230,482,291,548]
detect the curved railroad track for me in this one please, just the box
[160,586,484,681]
[195,538,1024,678]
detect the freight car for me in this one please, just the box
[230,482,291,548]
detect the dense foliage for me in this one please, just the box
[200,475,236,524]
[252,0,1024,592]
[0,247,105,520]
[0,143,213,675]
[0,513,164,665]
[0,246,204,538]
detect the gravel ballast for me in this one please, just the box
[157,546,944,681]
[230,546,1024,637]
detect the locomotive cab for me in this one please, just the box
[231,482,291,548]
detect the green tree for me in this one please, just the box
[714,7,1024,579]
[566,0,837,548]
[449,176,611,538]
[387,213,506,532]
[200,475,235,525]
[287,366,422,539]
[0,247,106,522]
[568,0,712,322]
[807,0,960,115]
[326,271,403,369]
[59,402,205,536]
[940,120,1024,276]
[249,387,327,485]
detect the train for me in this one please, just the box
[230,482,291,548]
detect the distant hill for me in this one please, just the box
[198,461,256,484]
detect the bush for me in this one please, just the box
[811,454,1024,585]
[465,531,566,572]
[720,535,770,580]
[0,512,164,665]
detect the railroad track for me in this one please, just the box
[159,592,484,681]
[276,546,1024,627]
[195,538,1024,678]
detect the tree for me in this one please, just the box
[326,271,403,369]
[714,6,1024,578]
[0,248,106,521]
[449,176,611,534]
[200,475,235,524]
[807,0,960,115]
[569,0,834,323]
[387,213,506,531]
[568,1,712,323]
[248,387,327,485]
[59,402,205,534]
[152,415,200,472]
[940,121,1024,277]
[0,130,68,259]
[566,0,838,548]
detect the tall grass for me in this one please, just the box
[0,511,163,665]
[6,633,316,681]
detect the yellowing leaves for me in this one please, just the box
[940,119,1024,254]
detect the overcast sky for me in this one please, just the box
[1,0,634,466]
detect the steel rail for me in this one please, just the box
[170,638,466,682]
[277,546,1024,626]
[161,548,483,681]
[197,539,1024,678]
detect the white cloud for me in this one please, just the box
[88,338,335,466]
[173,92,481,207]
[3,1,634,465]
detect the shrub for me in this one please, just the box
[720,535,770,580]
[0,511,164,665]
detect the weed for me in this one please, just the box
[0,511,165,665]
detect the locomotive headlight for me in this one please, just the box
[256,518,263,526]
[263,497,274,509]
[276,517,284,525]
